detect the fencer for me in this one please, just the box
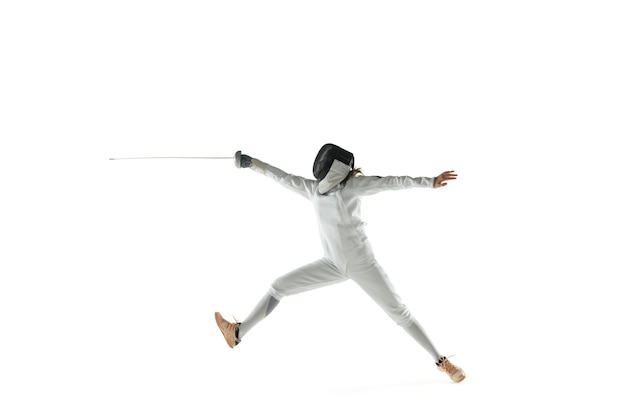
[215,144,465,382]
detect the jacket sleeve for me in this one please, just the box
[347,175,434,196]
[248,158,316,200]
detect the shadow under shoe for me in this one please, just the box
[215,312,241,348]
[437,357,466,382]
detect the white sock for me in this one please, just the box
[403,321,443,362]
[238,292,280,339]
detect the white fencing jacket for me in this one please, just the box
[250,158,434,272]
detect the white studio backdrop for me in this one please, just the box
[1,1,624,416]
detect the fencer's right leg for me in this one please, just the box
[348,258,444,362]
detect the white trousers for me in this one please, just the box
[269,256,414,328]
[241,254,443,361]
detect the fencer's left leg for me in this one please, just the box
[236,258,346,341]
[237,292,280,339]
[349,258,443,362]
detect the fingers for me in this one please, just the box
[434,170,457,188]
[440,170,457,180]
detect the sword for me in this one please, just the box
[109,156,233,161]
[109,151,243,167]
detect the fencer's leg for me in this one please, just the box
[238,292,280,339]
[270,258,347,298]
[402,321,443,363]
[349,258,443,362]
[237,258,346,340]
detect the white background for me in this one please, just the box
[1,1,625,416]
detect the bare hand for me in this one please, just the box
[434,170,457,188]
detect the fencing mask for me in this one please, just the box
[313,143,354,194]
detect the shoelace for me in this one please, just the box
[437,356,460,375]
[440,360,457,373]
[437,354,456,364]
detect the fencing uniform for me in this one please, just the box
[236,157,444,361]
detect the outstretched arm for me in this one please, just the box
[348,170,457,196]
[433,170,457,188]
[236,151,316,199]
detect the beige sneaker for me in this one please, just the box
[437,357,466,382]
[215,312,240,348]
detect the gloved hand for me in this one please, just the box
[240,154,252,168]
[234,150,252,168]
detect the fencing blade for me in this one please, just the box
[109,151,242,167]
[109,156,234,161]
